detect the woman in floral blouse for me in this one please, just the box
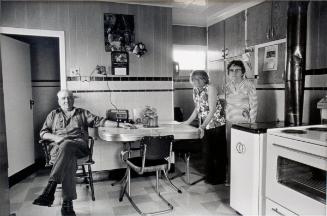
[183,70,226,185]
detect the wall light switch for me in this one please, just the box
[70,67,80,76]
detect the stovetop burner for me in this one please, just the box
[306,127,327,132]
[281,129,307,134]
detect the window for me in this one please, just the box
[173,45,206,76]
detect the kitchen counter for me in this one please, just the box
[98,121,201,142]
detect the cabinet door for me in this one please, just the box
[307,1,327,69]
[271,1,288,41]
[247,1,271,46]
[230,129,261,216]
[207,60,225,94]
[225,11,245,58]
[208,21,225,61]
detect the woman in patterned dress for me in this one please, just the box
[183,70,227,184]
[224,60,258,183]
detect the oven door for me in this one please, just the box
[266,134,326,216]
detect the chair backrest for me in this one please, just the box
[140,135,174,160]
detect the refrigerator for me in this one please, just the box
[229,122,286,216]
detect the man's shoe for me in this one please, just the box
[33,181,57,207]
[61,200,76,216]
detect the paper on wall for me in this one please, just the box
[263,45,278,71]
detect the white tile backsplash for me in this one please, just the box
[73,91,174,121]
[67,80,173,91]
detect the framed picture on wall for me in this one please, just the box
[104,13,135,52]
[111,51,129,75]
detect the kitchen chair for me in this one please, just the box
[120,135,182,216]
[40,136,96,201]
[172,139,205,185]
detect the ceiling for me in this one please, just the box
[2,0,264,27]
[106,0,264,26]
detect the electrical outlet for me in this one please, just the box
[70,67,80,76]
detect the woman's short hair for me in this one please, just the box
[227,60,246,75]
[189,70,209,85]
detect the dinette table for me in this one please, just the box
[98,121,201,142]
[97,121,201,200]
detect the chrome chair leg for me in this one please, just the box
[112,142,132,186]
[127,167,131,196]
[156,170,159,193]
[119,168,129,202]
[124,168,174,216]
[162,170,182,193]
[176,152,205,186]
[185,153,190,184]
[111,171,127,186]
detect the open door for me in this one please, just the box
[0,35,34,177]
[0,36,10,216]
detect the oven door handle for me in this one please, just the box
[272,207,286,216]
[272,143,327,161]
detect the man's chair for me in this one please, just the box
[40,136,96,201]
[120,135,182,216]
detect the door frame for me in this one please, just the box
[0,27,66,89]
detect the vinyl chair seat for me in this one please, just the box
[126,157,168,174]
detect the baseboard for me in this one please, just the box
[9,160,43,187]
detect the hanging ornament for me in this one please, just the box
[132,42,147,57]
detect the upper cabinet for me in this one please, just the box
[207,11,245,61]
[247,1,288,46]
[225,11,245,59]
[208,21,225,61]
[307,1,327,70]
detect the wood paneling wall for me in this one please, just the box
[1,1,172,77]
[172,25,206,46]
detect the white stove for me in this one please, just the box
[265,124,326,216]
[268,124,327,147]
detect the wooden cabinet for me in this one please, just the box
[208,21,225,61]
[307,1,327,69]
[207,12,245,90]
[208,11,245,61]
[225,11,245,58]
[247,1,287,46]
[271,1,288,41]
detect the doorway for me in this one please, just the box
[0,27,65,215]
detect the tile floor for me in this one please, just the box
[9,159,238,216]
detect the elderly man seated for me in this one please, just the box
[33,89,110,216]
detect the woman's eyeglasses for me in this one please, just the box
[229,68,242,73]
